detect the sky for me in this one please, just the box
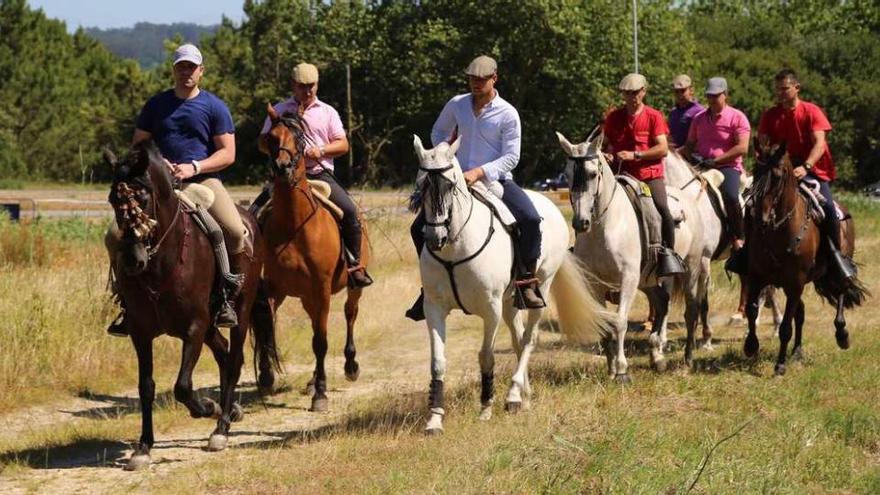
[29,0,246,30]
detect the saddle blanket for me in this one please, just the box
[469,181,518,229]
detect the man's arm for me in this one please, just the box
[713,131,750,165]
[617,134,668,162]
[305,136,349,160]
[132,128,152,146]
[172,133,236,180]
[431,99,457,147]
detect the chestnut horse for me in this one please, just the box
[257,106,368,412]
[107,141,274,470]
[743,142,867,375]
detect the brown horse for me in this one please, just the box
[257,105,367,412]
[743,141,867,375]
[107,141,275,470]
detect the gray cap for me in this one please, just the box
[705,77,728,95]
[672,74,692,89]
[292,63,319,84]
[619,73,647,91]
[465,55,497,77]
[173,43,203,66]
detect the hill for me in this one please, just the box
[85,22,217,68]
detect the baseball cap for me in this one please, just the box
[173,44,203,66]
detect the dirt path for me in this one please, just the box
[0,314,500,494]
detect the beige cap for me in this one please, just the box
[292,63,319,84]
[672,74,692,89]
[619,73,647,91]
[465,55,497,77]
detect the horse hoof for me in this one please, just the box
[774,364,786,376]
[303,383,316,397]
[200,398,222,419]
[344,362,360,382]
[257,372,275,395]
[790,347,804,362]
[207,434,228,452]
[230,403,244,423]
[124,453,151,471]
[614,373,633,384]
[836,332,850,350]
[310,397,329,413]
[425,427,444,436]
[479,406,493,422]
[505,401,522,414]
[743,336,759,358]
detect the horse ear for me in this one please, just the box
[556,131,575,156]
[593,133,605,152]
[449,135,461,156]
[267,103,278,120]
[413,134,425,159]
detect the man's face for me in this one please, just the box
[468,73,497,98]
[293,81,318,104]
[673,86,693,105]
[706,92,727,111]
[775,78,799,106]
[173,61,203,89]
[622,87,646,108]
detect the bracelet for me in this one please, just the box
[191,160,201,175]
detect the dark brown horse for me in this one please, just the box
[257,106,368,412]
[107,141,276,470]
[743,141,867,375]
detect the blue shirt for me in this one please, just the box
[668,100,704,147]
[431,92,521,183]
[136,89,235,179]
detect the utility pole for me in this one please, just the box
[346,63,354,185]
[632,0,639,74]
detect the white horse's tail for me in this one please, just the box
[549,252,613,344]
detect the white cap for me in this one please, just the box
[173,44,203,66]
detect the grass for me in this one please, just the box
[1,191,879,493]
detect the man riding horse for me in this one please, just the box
[256,63,372,288]
[727,68,856,281]
[406,55,544,321]
[107,43,246,335]
[602,73,685,276]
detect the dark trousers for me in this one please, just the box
[810,173,840,248]
[410,179,543,269]
[645,178,675,249]
[719,167,744,239]
[309,170,363,261]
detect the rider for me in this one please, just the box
[405,55,543,321]
[107,43,246,335]
[729,68,855,280]
[257,62,372,287]
[682,77,751,253]
[602,73,685,276]
[668,74,704,148]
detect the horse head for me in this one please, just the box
[556,128,604,233]
[107,140,176,275]
[412,134,464,251]
[753,138,794,226]
[261,103,311,186]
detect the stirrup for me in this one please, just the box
[215,300,239,328]
[405,291,425,322]
[656,248,686,277]
[514,277,546,309]
[347,264,374,288]
[829,247,856,282]
[107,310,128,337]
[724,245,748,276]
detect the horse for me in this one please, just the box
[257,105,368,412]
[106,140,271,470]
[556,130,704,378]
[412,135,609,434]
[743,141,867,375]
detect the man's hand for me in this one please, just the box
[616,150,636,161]
[171,162,196,180]
[793,165,807,179]
[463,167,485,185]
[305,146,323,160]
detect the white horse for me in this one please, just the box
[412,135,608,435]
[556,131,704,378]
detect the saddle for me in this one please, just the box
[252,180,344,224]
[616,174,685,274]
[469,181,518,232]
[799,177,846,222]
[176,184,255,257]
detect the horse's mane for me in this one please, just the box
[277,112,315,154]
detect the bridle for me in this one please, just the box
[113,177,182,260]
[570,150,618,225]
[419,164,475,244]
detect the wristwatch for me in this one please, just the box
[191,160,201,175]
[634,151,642,160]
[319,145,326,157]
[803,161,813,170]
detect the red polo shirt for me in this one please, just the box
[603,106,669,181]
[758,101,836,181]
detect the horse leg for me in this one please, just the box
[303,295,331,412]
[207,325,246,452]
[478,304,501,421]
[767,286,782,336]
[743,279,762,358]
[791,299,805,361]
[125,337,155,471]
[255,291,283,395]
[425,303,449,435]
[647,284,670,372]
[834,297,850,350]
[611,276,638,382]
[698,258,714,350]
[343,287,363,381]
[174,327,217,420]
[775,287,803,376]
[506,305,543,412]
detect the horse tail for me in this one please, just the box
[549,252,613,344]
[250,280,282,377]
[814,272,870,309]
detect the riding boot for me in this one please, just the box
[248,183,272,217]
[342,220,373,288]
[107,300,128,337]
[824,211,856,282]
[656,208,685,277]
[724,243,749,275]
[405,289,426,322]
[216,251,246,328]
[515,260,546,309]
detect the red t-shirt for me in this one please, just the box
[757,101,836,181]
[603,106,669,181]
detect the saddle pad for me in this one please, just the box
[306,179,344,220]
[700,169,728,214]
[469,181,517,229]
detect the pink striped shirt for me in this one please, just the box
[261,97,346,174]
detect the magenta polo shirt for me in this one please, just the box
[261,97,346,174]
[687,105,751,172]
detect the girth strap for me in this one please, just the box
[426,213,496,315]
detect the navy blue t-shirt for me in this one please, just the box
[135,89,235,180]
